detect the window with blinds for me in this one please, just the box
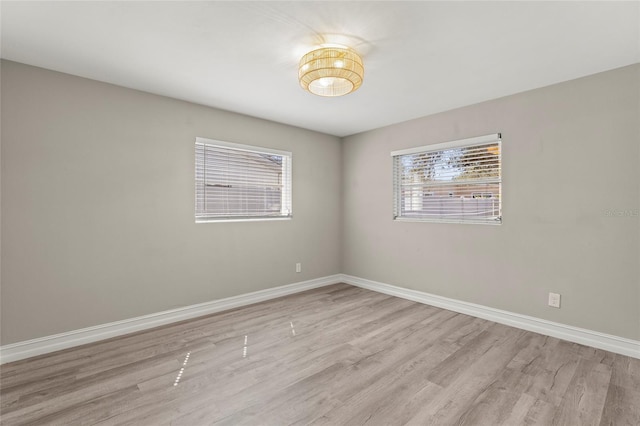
[195,138,292,222]
[391,134,502,224]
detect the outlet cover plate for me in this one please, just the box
[548,292,561,308]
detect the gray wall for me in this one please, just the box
[342,64,640,340]
[2,60,638,346]
[1,60,342,345]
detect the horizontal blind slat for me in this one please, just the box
[392,136,501,223]
[196,139,292,221]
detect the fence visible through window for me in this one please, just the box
[392,134,502,224]
[195,138,292,222]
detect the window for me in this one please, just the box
[195,137,292,222]
[391,134,501,224]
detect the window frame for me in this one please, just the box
[195,137,292,223]
[391,133,502,225]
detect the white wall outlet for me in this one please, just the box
[295,263,301,273]
[548,292,561,308]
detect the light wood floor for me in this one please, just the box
[1,284,639,425]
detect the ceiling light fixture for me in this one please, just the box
[298,46,364,97]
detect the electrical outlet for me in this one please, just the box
[296,263,301,273]
[548,292,561,308]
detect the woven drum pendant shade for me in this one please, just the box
[298,47,364,97]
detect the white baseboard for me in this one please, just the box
[341,274,640,360]
[0,275,342,364]
[3,274,638,364]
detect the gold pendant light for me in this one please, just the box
[298,46,364,97]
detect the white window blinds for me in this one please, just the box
[391,134,502,224]
[195,138,292,222]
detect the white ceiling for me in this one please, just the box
[2,1,639,137]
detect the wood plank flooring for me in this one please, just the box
[1,283,638,425]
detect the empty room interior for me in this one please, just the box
[1,1,639,425]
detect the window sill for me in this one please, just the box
[393,217,502,225]
[196,216,292,224]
